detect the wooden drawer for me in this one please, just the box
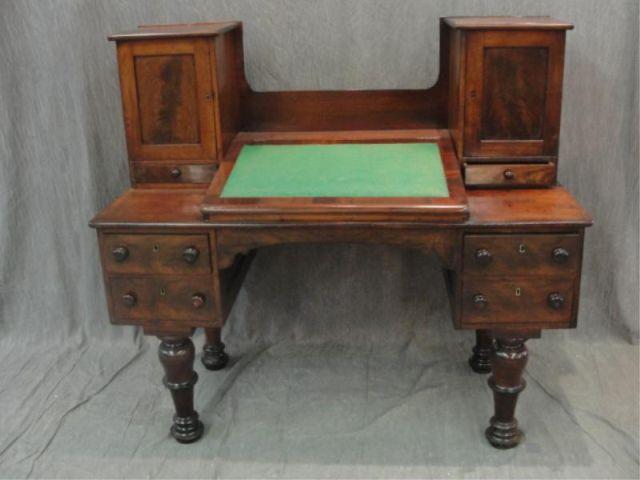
[464,163,555,187]
[102,234,211,275]
[110,275,214,323]
[464,234,581,276]
[462,276,575,325]
[132,163,217,184]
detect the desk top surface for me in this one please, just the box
[90,186,591,230]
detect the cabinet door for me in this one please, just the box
[117,38,216,162]
[463,31,565,158]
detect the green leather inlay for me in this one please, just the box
[220,143,449,198]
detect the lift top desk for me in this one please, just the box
[91,17,591,449]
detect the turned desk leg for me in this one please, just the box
[485,333,529,449]
[469,329,493,374]
[202,327,229,371]
[158,336,204,443]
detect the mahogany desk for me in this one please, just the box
[91,17,592,449]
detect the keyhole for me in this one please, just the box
[160,287,167,296]
[153,244,160,252]
[518,244,527,254]
[515,287,522,297]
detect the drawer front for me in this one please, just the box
[110,276,214,322]
[464,234,581,276]
[464,163,555,187]
[102,234,211,275]
[132,163,217,184]
[462,276,575,325]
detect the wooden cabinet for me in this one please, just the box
[109,22,244,185]
[446,18,572,187]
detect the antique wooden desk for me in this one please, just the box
[91,17,591,449]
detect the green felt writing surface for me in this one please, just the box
[220,143,449,198]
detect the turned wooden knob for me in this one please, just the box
[122,292,137,308]
[548,292,565,309]
[169,167,182,179]
[474,248,493,265]
[503,170,515,180]
[473,293,488,310]
[551,247,570,264]
[182,246,200,264]
[191,293,206,309]
[112,246,129,262]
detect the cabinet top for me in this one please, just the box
[443,16,573,30]
[108,21,241,41]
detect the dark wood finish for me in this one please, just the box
[481,47,548,140]
[464,31,566,158]
[202,327,229,370]
[243,19,451,132]
[93,17,590,447]
[158,335,203,443]
[89,184,592,230]
[132,163,217,185]
[464,233,581,275]
[101,233,211,274]
[216,227,459,270]
[464,163,556,187]
[108,22,241,41]
[135,54,200,145]
[485,330,539,448]
[443,17,573,30]
[212,26,246,158]
[110,275,215,325]
[116,39,217,164]
[201,130,468,224]
[447,18,571,184]
[462,275,575,326]
[469,329,493,373]
[466,188,592,228]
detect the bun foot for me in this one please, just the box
[469,348,492,374]
[485,417,523,449]
[171,413,204,443]
[202,342,229,371]
[469,329,493,374]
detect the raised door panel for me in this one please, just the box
[117,39,216,162]
[464,31,565,158]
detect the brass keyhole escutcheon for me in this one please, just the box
[160,287,167,296]
[515,287,522,297]
[518,244,527,254]
[152,244,160,253]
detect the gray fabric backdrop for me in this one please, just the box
[0,1,638,478]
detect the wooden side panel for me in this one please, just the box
[447,27,466,158]
[134,54,200,144]
[211,28,246,160]
[481,47,548,140]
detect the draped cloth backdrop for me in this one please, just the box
[0,1,637,478]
